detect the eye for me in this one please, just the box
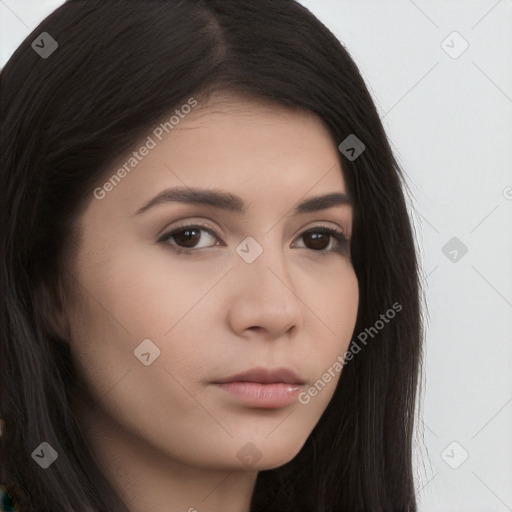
[291,226,349,256]
[157,223,221,255]
[157,223,349,256]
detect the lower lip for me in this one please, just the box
[214,382,303,409]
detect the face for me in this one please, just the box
[59,96,359,473]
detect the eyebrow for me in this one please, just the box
[134,186,353,216]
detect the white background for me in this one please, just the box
[1,1,511,510]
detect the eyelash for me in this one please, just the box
[157,223,349,257]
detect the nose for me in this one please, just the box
[226,240,304,341]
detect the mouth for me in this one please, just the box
[211,367,306,409]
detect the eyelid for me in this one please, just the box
[155,217,221,239]
[158,217,349,240]
[294,222,349,240]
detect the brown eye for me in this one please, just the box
[303,231,331,251]
[158,224,220,254]
[294,227,348,255]
[172,227,202,248]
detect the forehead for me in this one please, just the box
[166,97,338,166]
[94,96,349,217]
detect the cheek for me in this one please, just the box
[64,240,224,411]
[76,238,226,340]
[65,291,136,401]
[316,264,359,353]
[65,286,209,453]
[302,266,358,401]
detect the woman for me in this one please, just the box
[0,1,424,510]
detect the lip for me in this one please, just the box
[214,367,305,385]
[212,367,306,409]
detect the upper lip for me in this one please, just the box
[214,367,305,385]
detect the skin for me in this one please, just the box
[55,94,359,512]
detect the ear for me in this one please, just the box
[37,277,71,343]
